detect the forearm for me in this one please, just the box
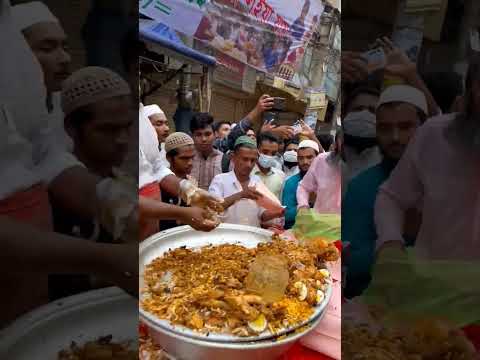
[296,183,311,208]
[374,189,406,253]
[49,166,99,219]
[244,107,263,133]
[261,210,282,222]
[139,195,184,220]
[223,193,242,210]
[159,174,181,197]
[0,216,110,275]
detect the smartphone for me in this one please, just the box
[292,121,303,135]
[360,47,386,73]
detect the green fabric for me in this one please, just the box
[362,248,480,327]
[292,209,340,242]
[234,135,257,149]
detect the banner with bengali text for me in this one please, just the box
[140,0,324,74]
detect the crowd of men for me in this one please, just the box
[139,93,334,235]
[341,38,479,299]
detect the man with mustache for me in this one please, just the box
[374,56,480,261]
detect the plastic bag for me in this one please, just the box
[254,181,283,212]
[245,254,289,303]
[292,209,341,243]
[362,248,480,327]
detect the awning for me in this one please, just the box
[140,20,216,66]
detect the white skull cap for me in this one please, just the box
[12,1,58,31]
[143,104,165,118]
[377,84,428,115]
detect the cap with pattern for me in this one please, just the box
[61,67,131,116]
[165,132,194,153]
[234,135,257,149]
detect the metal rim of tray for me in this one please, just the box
[0,287,136,356]
[142,297,328,350]
[139,224,333,344]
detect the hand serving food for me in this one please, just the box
[179,179,224,231]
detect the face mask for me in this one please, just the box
[258,154,275,169]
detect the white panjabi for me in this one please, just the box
[0,0,81,200]
[139,104,173,189]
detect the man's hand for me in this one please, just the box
[262,124,295,139]
[256,94,275,113]
[376,37,416,81]
[180,180,224,213]
[342,51,369,83]
[180,206,219,232]
[240,186,262,201]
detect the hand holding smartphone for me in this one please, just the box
[360,47,386,73]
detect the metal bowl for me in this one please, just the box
[143,305,326,360]
[0,287,137,359]
[139,224,332,348]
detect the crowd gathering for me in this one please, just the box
[341,38,479,298]
[1,0,478,343]
[139,92,338,238]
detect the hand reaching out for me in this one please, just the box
[375,37,416,80]
[256,94,275,113]
[342,51,369,83]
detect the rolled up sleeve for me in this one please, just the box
[297,157,319,209]
[375,133,424,250]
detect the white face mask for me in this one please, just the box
[258,153,275,169]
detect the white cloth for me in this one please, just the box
[143,104,164,118]
[11,1,58,31]
[159,142,170,169]
[343,110,376,138]
[48,92,73,151]
[209,171,266,227]
[139,104,173,189]
[0,0,81,200]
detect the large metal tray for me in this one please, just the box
[0,287,137,359]
[139,224,332,344]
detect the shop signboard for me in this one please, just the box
[140,0,324,74]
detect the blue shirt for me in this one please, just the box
[281,173,302,230]
[342,160,396,298]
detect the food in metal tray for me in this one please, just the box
[141,235,339,337]
[57,335,136,359]
[342,318,476,360]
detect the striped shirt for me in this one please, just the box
[191,148,223,190]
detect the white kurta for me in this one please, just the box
[0,0,81,200]
[138,104,173,189]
